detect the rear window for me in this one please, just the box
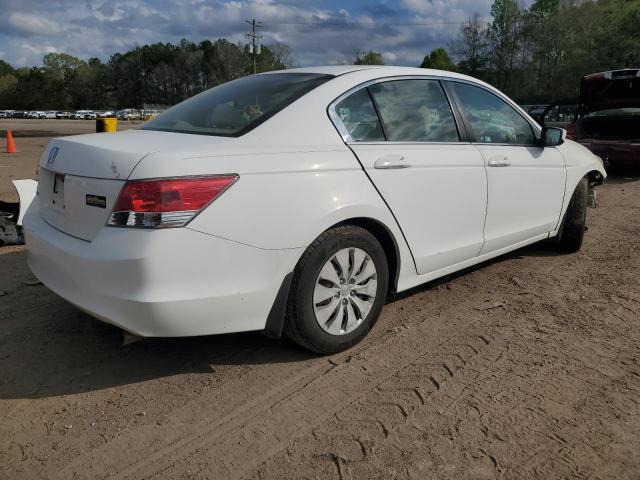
[142,73,333,137]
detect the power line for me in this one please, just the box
[263,21,470,27]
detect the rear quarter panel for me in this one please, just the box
[131,147,417,288]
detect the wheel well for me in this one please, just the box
[334,217,400,293]
[587,169,605,186]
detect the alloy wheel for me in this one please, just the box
[312,247,378,335]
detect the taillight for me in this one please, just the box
[565,123,577,140]
[108,175,238,228]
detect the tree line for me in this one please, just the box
[417,0,638,103]
[0,0,638,110]
[0,39,292,110]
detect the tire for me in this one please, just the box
[284,225,389,354]
[555,177,588,253]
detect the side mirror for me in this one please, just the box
[541,127,566,147]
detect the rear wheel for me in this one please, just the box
[554,177,588,253]
[284,225,389,354]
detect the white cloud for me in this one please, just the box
[8,12,62,36]
[0,0,499,68]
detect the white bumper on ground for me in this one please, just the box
[23,208,302,337]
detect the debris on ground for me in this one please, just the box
[474,301,506,311]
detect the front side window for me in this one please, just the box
[368,79,460,142]
[143,73,333,137]
[450,82,537,145]
[335,89,385,142]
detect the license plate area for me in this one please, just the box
[52,173,65,209]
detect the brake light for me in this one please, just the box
[565,123,577,140]
[108,175,238,228]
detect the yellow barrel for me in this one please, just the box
[103,117,117,132]
[96,117,118,133]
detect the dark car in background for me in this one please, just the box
[539,99,579,129]
[568,69,640,168]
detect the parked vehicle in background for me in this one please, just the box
[539,100,579,128]
[116,109,141,120]
[526,105,548,123]
[98,111,116,118]
[567,69,640,168]
[56,112,72,119]
[141,110,157,120]
[43,111,58,119]
[23,66,606,354]
[72,110,97,120]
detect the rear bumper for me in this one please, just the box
[578,141,640,167]
[23,208,302,337]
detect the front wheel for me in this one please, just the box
[284,225,389,354]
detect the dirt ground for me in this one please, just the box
[1,120,640,479]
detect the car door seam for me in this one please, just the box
[472,144,490,257]
[344,143,420,275]
[552,147,570,232]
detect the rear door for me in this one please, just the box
[331,78,488,275]
[447,81,566,254]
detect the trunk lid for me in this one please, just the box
[580,69,640,113]
[37,129,231,241]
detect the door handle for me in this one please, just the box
[488,156,511,167]
[374,155,411,169]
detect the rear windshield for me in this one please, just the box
[142,73,333,137]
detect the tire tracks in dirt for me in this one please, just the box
[59,307,494,480]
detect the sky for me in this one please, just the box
[0,0,495,68]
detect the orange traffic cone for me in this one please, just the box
[6,130,16,154]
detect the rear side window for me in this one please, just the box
[450,82,537,145]
[143,73,333,137]
[368,80,460,142]
[335,89,385,142]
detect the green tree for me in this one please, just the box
[419,48,456,71]
[451,13,488,78]
[354,51,384,65]
[0,59,14,76]
[487,0,524,93]
[42,53,87,108]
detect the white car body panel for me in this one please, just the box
[25,199,302,336]
[12,179,38,226]
[550,139,605,234]
[349,143,487,275]
[23,66,607,338]
[477,144,566,254]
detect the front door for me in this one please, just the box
[447,81,566,254]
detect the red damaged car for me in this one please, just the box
[567,69,640,168]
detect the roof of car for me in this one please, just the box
[264,65,486,84]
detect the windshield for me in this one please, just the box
[142,73,333,137]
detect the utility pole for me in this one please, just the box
[245,18,263,74]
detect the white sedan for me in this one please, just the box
[23,66,606,353]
